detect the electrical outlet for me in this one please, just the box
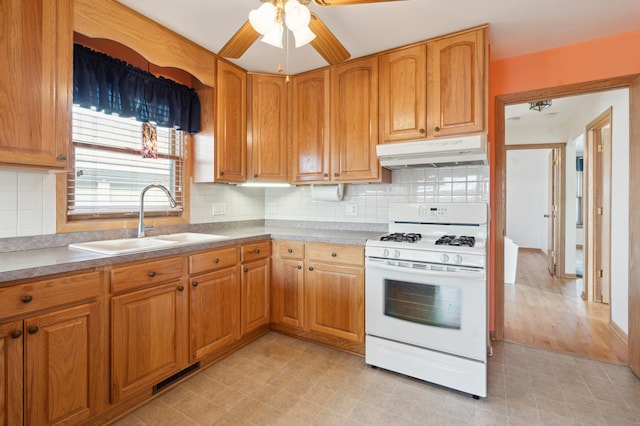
[212,202,227,216]
[267,203,277,214]
[346,204,358,216]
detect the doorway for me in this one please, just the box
[494,77,638,369]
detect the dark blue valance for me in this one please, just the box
[73,44,200,134]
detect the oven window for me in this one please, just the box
[384,279,462,329]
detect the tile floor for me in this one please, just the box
[113,333,640,425]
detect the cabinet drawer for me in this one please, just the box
[189,246,238,275]
[306,243,364,266]
[276,240,305,260]
[0,271,102,319]
[111,257,184,293]
[241,240,271,263]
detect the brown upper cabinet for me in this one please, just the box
[247,74,288,183]
[379,45,428,143]
[426,27,487,139]
[215,60,247,183]
[0,0,73,170]
[291,69,331,183]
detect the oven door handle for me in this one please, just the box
[366,259,485,280]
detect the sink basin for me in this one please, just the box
[154,232,231,244]
[69,233,231,255]
[69,237,177,255]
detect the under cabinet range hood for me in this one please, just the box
[377,134,488,169]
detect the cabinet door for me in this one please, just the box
[248,74,288,182]
[331,57,380,182]
[24,302,100,426]
[306,263,364,342]
[426,29,486,138]
[379,45,427,143]
[111,282,187,402]
[216,60,247,182]
[189,267,239,361]
[0,0,72,169]
[0,321,22,426]
[291,69,331,183]
[241,258,270,335]
[271,258,304,328]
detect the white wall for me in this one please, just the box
[506,149,550,251]
[190,183,265,224]
[563,88,629,334]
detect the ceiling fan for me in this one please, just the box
[218,0,402,66]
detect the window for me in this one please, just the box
[67,105,185,220]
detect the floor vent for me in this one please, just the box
[152,362,200,394]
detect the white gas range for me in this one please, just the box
[365,202,489,398]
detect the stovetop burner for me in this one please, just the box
[380,232,422,243]
[435,235,476,247]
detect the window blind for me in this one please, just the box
[68,105,185,219]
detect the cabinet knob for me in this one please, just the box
[192,281,199,288]
[419,128,425,134]
[333,173,339,177]
[308,266,314,271]
[297,265,302,270]
[28,326,39,335]
[148,271,157,278]
[323,173,328,178]
[22,295,33,303]
[214,258,220,264]
[177,285,185,292]
[255,249,260,254]
[220,171,225,176]
[56,154,67,161]
[11,330,22,339]
[244,267,249,273]
[287,248,293,253]
[434,126,441,132]
[254,174,258,178]
[331,252,337,257]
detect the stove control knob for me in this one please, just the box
[383,249,390,257]
[393,250,401,259]
[440,254,449,263]
[454,255,464,264]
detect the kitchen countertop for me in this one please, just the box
[0,226,383,284]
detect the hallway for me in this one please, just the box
[504,249,628,365]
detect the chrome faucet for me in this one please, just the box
[137,184,177,238]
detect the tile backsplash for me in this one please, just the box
[0,165,488,238]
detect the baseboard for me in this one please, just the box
[609,320,629,346]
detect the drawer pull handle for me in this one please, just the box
[11,330,22,339]
[244,267,249,273]
[287,248,293,253]
[308,266,314,271]
[148,271,157,278]
[214,258,220,264]
[193,282,199,288]
[22,295,33,303]
[331,252,337,257]
[297,265,302,270]
[177,285,185,292]
[255,249,260,254]
[28,326,39,335]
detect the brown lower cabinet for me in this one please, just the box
[0,270,104,426]
[241,241,271,336]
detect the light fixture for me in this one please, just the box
[249,0,316,49]
[529,99,552,112]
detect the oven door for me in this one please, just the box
[365,257,487,362]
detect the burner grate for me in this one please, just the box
[380,233,422,243]
[435,235,476,247]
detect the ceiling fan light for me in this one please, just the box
[284,1,311,31]
[261,22,284,48]
[292,26,316,47]
[249,2,277,35]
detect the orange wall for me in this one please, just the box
[487,29,640,331]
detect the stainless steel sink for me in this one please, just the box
[69,233,231,255]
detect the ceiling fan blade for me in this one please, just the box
[312,0,404,6]
[218,20,260,59]
[308,12,351,65]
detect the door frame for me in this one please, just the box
[493,74,639,345]
[504,143,566,278]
